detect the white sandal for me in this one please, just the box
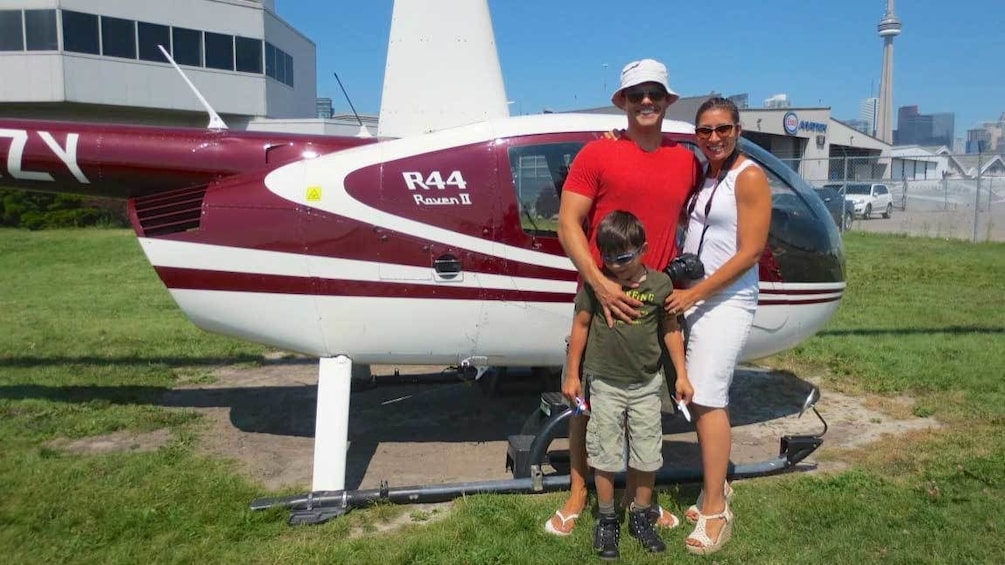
[654,505,681,529]
[685,504,733,555]
[685,482,734,523]
[543,510,580,536]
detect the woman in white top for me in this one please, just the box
[665,97,772,555]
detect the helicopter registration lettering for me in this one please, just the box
[0,128,90,184]
[403,170,471,206]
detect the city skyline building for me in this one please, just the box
[875,0,902,143]
[860,97,878,137]
[316,97,333,119]
[845,118,872,135]
[967,113,1005,154]
[727,93,749,109]
[895,105,954,147]
[763,93,791,109]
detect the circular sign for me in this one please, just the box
[783,112,799,135]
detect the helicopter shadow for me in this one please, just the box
[0,359,818,490]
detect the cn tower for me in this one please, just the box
[875,0,902,143]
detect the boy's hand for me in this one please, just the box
[675,377,694,405]
[562,371,582,405]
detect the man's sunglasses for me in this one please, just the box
[624,88,668,104]
[695,123,736,139]
[603,248,642,265]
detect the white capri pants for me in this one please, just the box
[684,298,755,408]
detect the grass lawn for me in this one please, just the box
[1,229,1002,564]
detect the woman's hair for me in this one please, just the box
[695,96,740,125]
[596,210,646,254]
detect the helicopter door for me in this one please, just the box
[370,140,500,361]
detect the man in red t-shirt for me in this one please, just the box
[545,58,699,546]
[560,67,699,325]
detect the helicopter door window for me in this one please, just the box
[505,142,584,238]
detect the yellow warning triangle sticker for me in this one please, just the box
[306,186,322,201]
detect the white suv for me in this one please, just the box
[828,183,893,219]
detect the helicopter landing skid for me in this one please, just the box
[506,390,827,486]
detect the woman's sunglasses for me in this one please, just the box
[695,123,736,139]
[602,248,642,265]
[624,88,668,104]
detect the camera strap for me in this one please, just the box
[686,149,741,258]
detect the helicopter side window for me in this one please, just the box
[505,142,584,237]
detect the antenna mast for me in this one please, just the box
[157,45,228,130]
[333,72,371,137]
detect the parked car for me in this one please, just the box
[824,182,893,219]
[813,186,855,231]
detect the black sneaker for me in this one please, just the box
[628,507,666,553]
[593,514,621,560]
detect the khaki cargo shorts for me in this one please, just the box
[585,372,664,473]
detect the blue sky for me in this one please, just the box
[276,0,1003,139]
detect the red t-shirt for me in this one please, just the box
[563,137,700,271]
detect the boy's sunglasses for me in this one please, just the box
[695,123,736,139]
[603,248,642,265]
[624,88,667,104]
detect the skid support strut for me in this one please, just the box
[285,355,353,525]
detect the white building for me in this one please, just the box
[734,107,889,183]
[890,145,943,180]
[0,0,319,127]
[859,97,878,137]
[763,94,791,109]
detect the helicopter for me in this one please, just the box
[0,0,841,523]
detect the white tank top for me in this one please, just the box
[681,159,759,306]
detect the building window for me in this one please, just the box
[172,27,201,66]
[275,48,287,84]
[100,16,136,59]
[204,31,233,70]
[137,21,170,62]
[264,42,294,87]
[25,10,57,51]
[284,51,294,87]
[234,36,262,74]
[62,10,100,55]
[0,11,23,51]
[264,41,276,78]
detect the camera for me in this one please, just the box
[665,253,705,283]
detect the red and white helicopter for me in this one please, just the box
[1,0,841,521]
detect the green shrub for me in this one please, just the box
[0,189,128,229]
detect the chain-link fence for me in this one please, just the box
[782,154,1004,242]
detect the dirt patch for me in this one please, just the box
[156,359,940,494]
[47,428,173,455]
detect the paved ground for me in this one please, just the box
[849,184,1004,242]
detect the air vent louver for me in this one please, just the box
[133,185,207,236]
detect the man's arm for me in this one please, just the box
[557,190,641,326]
[563,310,592,404]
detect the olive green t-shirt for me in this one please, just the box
[574,268,674,383]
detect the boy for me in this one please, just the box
[563,210,693,560]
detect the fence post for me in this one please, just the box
[942,174,948,210]
[973,150,983,243]
[988,177,995,242]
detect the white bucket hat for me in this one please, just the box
[611,59,679,108]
